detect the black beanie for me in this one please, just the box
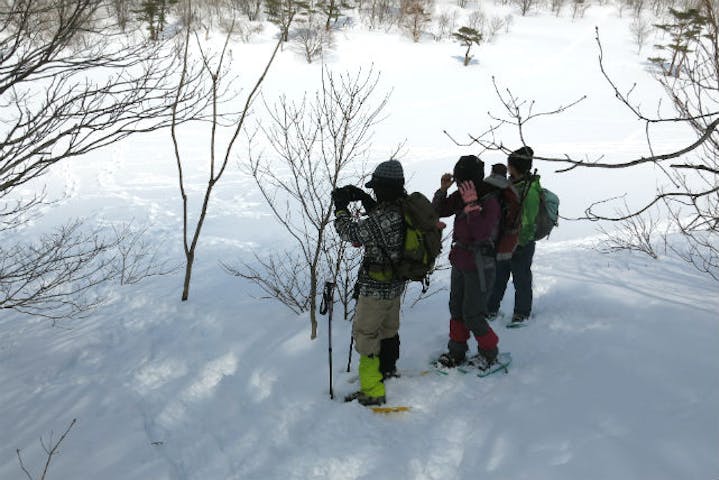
[507,146,534,174]
[453,155,485,185]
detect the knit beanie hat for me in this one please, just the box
[365,159,405,189]
[507,146,534,174]
[453,155,485,185]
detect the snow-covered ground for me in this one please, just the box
[2,3,718,480]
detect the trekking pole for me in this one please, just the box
[319,281,335,400]
[347,330,354,372]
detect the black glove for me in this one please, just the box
[343,185,377,212]
[331,186,352,212]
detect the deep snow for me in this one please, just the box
[1,3,718,480]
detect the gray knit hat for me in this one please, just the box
[365,159,405,189]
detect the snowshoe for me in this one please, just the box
[507,313,529,329]
[344,390,387,406]
[435,352,465,368]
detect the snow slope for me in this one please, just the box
[1,3,717,480]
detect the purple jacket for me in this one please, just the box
[432,188,501,271]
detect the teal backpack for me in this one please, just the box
[534,177,559,240]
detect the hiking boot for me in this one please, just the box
[468,353,498,372]
[344,391,362,402]
[436,352,465,368]
[509,313,529,327]
[357,392,386,406]
[486,311,499,321]
[381,369,400,381]
[344,391,387,406]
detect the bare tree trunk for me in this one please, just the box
[171,3,281,301]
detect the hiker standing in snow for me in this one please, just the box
[432,155,501,368]
[332,159,407,406]
[487,146,541,327]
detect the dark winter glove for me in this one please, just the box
[343,185,377,212]
[331,186,352,212]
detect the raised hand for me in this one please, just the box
[458,180,478,204]
[440,173,454,191]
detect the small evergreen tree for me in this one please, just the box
[135,0,178,41]
[453,26,482,65]
[649,7,710,76]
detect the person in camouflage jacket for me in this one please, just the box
[333,159,407,406]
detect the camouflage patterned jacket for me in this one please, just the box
[334,202,407,300]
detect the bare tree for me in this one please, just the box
[570,0,589,19]
[550,0,566,17]
[265,0,301,41]
[401,0,433,42]
[234,68,389,339]
[513,0,536,16]
[630,14,653,54]
[110,221,180,285]
[171,9,282,301]
[17,418,77,480]
[447,4,719,280]
[0,0,208,320]
[293,0,332,62]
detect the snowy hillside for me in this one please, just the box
[2,2,718,480]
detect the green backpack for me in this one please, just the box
[395,192,443,283]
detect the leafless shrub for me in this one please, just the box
[485,15,505,42]
[110,221,179,285]
[597,203,662,259]
[17,418,77,480]
[223,249,311,314]
[361,0,398,31]
[234,20,264,41]
[467,7,485,32]
[434,8,459,40]
[630,14,652,54]
[235,68,389,339]
[668,228,719,280]
[504,13,513,32]
[0,220,117,321]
